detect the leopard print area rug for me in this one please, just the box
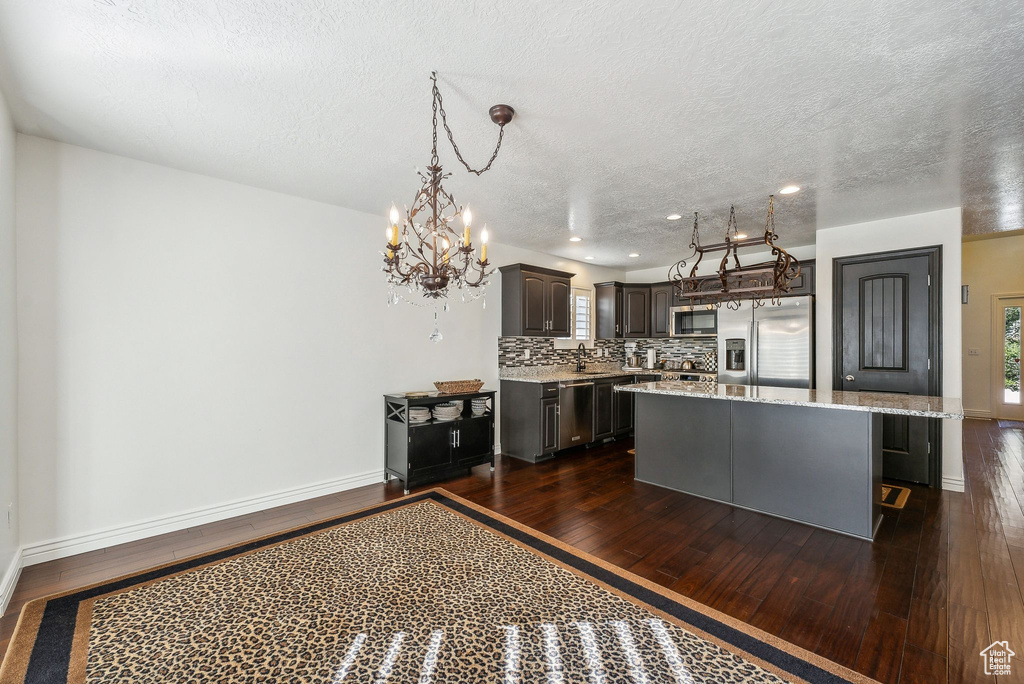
[0,490,875,683]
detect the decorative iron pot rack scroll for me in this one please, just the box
[668,195,801,310]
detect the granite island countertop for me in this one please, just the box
[615,381,964,419]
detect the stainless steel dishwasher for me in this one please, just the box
[558,381,594,449]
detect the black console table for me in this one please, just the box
[384,390,496,494]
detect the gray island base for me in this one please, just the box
[618,381,964,541]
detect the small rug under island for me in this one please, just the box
[1,490,875,683]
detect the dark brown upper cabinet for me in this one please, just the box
[784,259,815,297]
[622,286,650,337]
[499,264,574,337]
[595,282,651,339]
[595,282,624,339]
[650,282,673,338]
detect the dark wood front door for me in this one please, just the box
[834,247,940,485]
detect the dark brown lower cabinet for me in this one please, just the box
[593,379,615,440]
[540,395,559,455]
[503,375,647,460]
[384,390,496,493]
[501,381,562,463]
[614,378,634,435]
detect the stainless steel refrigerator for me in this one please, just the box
[716,296,814,389]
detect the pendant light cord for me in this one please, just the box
[431,72,507,176]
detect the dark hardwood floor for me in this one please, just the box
[2,418,1023,683]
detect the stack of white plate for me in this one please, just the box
[432,402,463,421]
[408,407,431,424]
[471,398,489,416]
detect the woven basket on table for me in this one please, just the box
[433,379,484,394]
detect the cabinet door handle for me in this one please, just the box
[456,429,461,446]
[450,429,456,447]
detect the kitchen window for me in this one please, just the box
[555,287,593,346]
[573,288,592,341]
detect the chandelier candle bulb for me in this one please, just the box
[464,225,471,247]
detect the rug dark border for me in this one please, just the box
[22,491,854,684]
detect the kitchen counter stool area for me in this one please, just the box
[383,390,495,494]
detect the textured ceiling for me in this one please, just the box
[0,0,1021,269]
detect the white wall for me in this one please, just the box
[15,134,626,560]
[961,233,1024,418]
[815,208,964,490]
[0,90,19,603]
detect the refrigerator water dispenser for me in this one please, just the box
[725,338,746,371]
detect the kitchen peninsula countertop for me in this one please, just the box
[615,380,964,419]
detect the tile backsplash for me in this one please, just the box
[498,336,717,369]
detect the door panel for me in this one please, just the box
[614,379,634,433]
[540,397,559,454]
[454,417,491,463]
[547,277,572,337]
[753,296,813,389]
[522,274,547,335]
[409,423,453,470]
[837,252,935,484]
[994,297,1024,421]
[650,285,673,337]
[623,287,650,338]
[593,381,614,439]
[717,302,752,385]
[860,275,906,370]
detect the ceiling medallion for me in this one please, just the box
[668,195,801,310]
[382,72,514,340]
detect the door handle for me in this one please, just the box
[845,374,855,382]
[456,429,460,447]
[451,429,456,447]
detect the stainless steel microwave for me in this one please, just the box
[670,305,718,337]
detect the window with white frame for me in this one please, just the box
[572,287,592,341]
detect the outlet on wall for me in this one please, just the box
[523,349,530,359]
[968,348,981,356]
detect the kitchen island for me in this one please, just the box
[615,381,963,540]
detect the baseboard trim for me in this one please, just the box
[964,409,993,419]
[20,469,384,567]
[1,547,22,614]
[942,476,966,492]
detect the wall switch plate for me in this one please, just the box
[523,349,530,359]
[968,348,981,356]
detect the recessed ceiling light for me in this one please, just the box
[666,214,682,221]
[569,236,582,242]
[779,185,801,195]
[628,253,640,258]
[584,255,595,260]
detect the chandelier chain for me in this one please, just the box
[431,72,506,176]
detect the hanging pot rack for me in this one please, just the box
[668,195,801,309]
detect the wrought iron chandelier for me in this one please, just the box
[668,195,801,310]
[382,72,514,312]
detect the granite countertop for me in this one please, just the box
[499,366,666,384]
[614,381,964,419]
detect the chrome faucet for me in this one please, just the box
[576,343,587,373]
